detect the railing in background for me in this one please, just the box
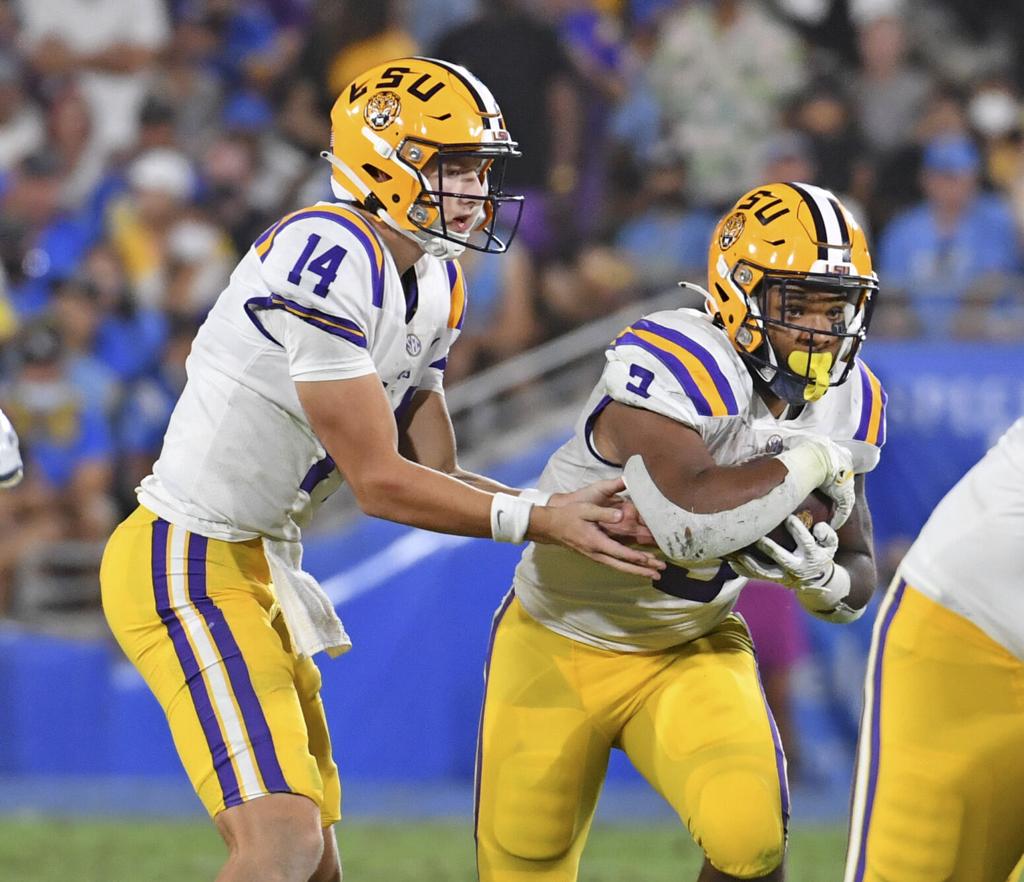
[5,290,686,636]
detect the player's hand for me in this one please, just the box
[549,477,627,509]
[0,409,24,489]
[528,502,665,579]
[743,516,838,592]
[550,478,657,547]
[602,498,657,547]
[793,436,855,528]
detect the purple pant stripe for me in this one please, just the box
[852,578,907,882]
[753,651,791,829]
[185,532,291,795]
[151,519,242,808]
[473,589,516,854]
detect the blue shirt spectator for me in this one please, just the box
[2,323,113,490]
[613,149,717,291]
[879,137,1020,337]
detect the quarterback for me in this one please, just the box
[476,183,887,881]
[100,58,660,882]
[0,407,23,488]
[845,418,1024,882]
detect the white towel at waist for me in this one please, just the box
[262,537,352,659]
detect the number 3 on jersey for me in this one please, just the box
[289,233,347,297]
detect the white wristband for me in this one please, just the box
[518,488,552,506]
[798,564,864,623]
[491,492,535,543]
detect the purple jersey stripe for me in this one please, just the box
[253,221,277,251]
[269,294,364,335]
[877,386,888,446]
[583,395,620,467]
[473,589,516,858]
[300,454,336,495]
[260,210,385,308]
[243,297,283,346]
[250,293,368,348]
[403,268,419,324]
[151,519,242,808]
[632,319,739,414]
[445,261,467,330]
[185,532,291,796]
[854,363,873,442]
[852,578,908,882]
[393,386,419,424]
[428,357,447,371]
[614,332,715,416]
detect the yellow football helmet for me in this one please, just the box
[705,182,877,405]
[323,57,523,260]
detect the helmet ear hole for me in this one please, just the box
[363,163,392,183]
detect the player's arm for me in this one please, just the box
[833,475,877,611]
[592,400,854,562]
[296,377,663,578]
[397,390,518,495]
[398,389,656,545]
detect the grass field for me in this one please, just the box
[0,818,849,881]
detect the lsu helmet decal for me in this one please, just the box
[323,57,524,260]
[705,183,878,405]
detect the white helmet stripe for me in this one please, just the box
[796,182,847,264]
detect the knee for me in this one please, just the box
[222,801,325,881]
[242,822,324,879]
[488,762,582,862]
[491,794,577,862]
[692,771,786,879]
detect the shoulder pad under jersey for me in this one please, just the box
[603,309,751,434]
[249,203,388,350]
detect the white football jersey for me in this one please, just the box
[514,308,887,652]
[900,417,1024,660]
[139,202,467,542]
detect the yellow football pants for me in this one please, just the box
[845,580,1024,882]
[101,505,341,824]
[476,595,788,881]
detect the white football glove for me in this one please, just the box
[732,516,838,592]
[0,408,24,488]
[791,436,855,529]
[730,516,863,623]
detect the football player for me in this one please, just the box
[475,183,887,882]
[845,418,1024,882]
[0,407,23,488]
[100,57,661,882]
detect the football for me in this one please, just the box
[739,489,835,561]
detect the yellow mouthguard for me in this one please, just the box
[788,351,833,401]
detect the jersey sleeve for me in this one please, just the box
[601,313,744,440]
[826,358,887,474]
[418,259,467,394]
[249,205,386,381]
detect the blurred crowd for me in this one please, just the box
[2,0,1024,614]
